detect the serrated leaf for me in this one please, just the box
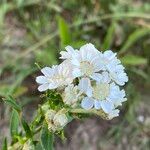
[41,127,54,150]
[121,55,147,66]
[2,138,7,150]
[58,16,71,46]
[22,118,32,138]
[3,96,21,112]
[10,109,20,138]
[119,28,150,54]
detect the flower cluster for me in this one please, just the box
[36,43,128,127]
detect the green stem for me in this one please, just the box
[70,108,108,120]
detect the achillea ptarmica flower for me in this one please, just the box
[60,43,104,81]
[63,84,82,107]
[100,50,128,86]
[36,61,74,91]
[36,43,128,120]
[80,80,126,114]
[45,109,68,132]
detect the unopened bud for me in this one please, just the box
[45,109,68,132]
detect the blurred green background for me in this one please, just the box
[0,0,150,149]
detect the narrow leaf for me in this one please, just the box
[119,28,150,54]
[58,16,71,46]
[10,109,20,138]
[2,138,7,150]
[22,118,32,138]
[41,126,54,150]
[3,96,21,111]
[121,55,147,66]
[102,22,116,50]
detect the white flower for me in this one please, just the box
[63,84,82,107]
[101,50,128,85]
[79,78,127,113]
[36,61,74,92]
[78,77,93,97]
[60,45,79,60]
[68,43,104,81]
[107,109,120,119]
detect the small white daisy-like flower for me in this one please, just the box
[100,50,128,86]
[60,45,79,60]
[79,78,127,114]
[63,84,82,107]
[61,43,104,81]
[36,61,74,92]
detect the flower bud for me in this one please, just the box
[45,109,68,132]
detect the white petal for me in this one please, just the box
[100,101,114,113]
[41,67,53,77]
[78,78,92,97]
[91,73,102,82]
[81,97,94,110]
[49,83,58,89]
[103,50,116,60]
[94,100,101,109]
[72,68,82,77]
[36,76,48,84]
[65,45,74,52]
[108,109,120,119]
[38,84,49,92]
[71,58,80,66]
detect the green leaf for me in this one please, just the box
[102,22,116,50]
[58,16,71,46]
[119,28,150,54]
[3,96,21,112]
[2,138,7,150]
[22,118,32,138]
[121,55,147,66]
[10,109,20,138]
[41,126,54,150]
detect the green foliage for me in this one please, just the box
[102,22,116,50]
[120,28,150,54]
[41,126,54,150]
[2,138,7,150]
[2,96,21,112]
[21,118,32,138]
[121,55,148,66]
[58,16,71,47]
[10,109,20,139]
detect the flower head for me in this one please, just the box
[36,61,74,91]
[63,84,82,107]
[79,78,127,114]
[36,43,128,120]
[100,50,128,85]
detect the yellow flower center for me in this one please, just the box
[93,83,110,100]
[80,61,94,76]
